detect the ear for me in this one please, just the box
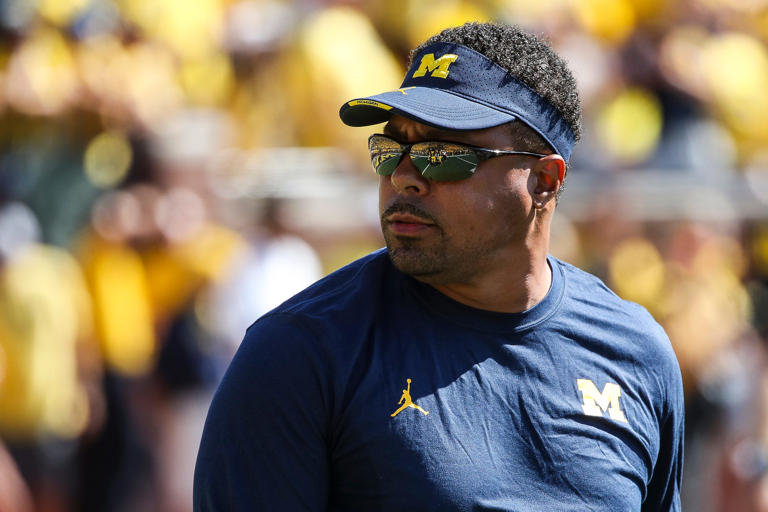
[532,155,566,209]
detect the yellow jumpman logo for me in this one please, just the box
[391,378,429,417]
[397,87,416,95]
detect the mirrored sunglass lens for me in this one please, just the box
[369,136,403,175]
[410,142,478,181]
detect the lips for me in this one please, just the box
[386,212,433,225]
[381,201,440,237]
[384,212,436,236]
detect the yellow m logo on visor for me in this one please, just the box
[577,379,628,423]
[412,53,458,79]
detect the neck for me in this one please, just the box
[425,246,552,314]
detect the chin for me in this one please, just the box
[387,246,444,278]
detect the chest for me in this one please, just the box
[326,331,658,511]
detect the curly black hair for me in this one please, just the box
[413,22,582,151]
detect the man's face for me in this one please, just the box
[378,115,541,285]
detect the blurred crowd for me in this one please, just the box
[0,0,767,511]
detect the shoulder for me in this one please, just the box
[552,257,684,426]
[219,249,396,417]
[553,258,681,380]
[239,248,394,355]
[264,248,393,319]
[555,257,666,336]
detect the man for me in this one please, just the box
[194,22,684,511]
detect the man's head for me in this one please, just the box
[339,22,581,289]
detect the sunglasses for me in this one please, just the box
[368,134,547,182]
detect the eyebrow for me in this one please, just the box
[382,122,463,142]
[382,123,397,137]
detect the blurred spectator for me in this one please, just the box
[74,168,247,511]
[201,196,322,352]
[0,203,97,512]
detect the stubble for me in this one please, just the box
[380,201,490,285]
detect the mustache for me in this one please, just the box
[381,201,438,225]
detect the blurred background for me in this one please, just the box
[0,0,766,510]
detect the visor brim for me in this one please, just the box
[340,87,517,131]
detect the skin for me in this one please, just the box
[0,440,32,512]
[379,115,566,313]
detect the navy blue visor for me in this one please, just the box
[339,42,576,162]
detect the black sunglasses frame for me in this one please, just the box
[368,133,548,181]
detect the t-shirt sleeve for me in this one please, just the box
[193,313,331,511]
[642,330,685,512]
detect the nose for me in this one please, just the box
[388,153,430,196]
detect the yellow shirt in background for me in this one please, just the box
[0,244,93,439]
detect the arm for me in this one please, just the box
[193,313,331,511]
[0,440,33,512]
[642,346,685,512]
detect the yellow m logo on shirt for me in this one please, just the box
[577,379,628,423]
[412,53,458,79]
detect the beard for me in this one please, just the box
[385,236,447,277]
[381,201,486,285]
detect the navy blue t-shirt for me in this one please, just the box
[194,250,684,511]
